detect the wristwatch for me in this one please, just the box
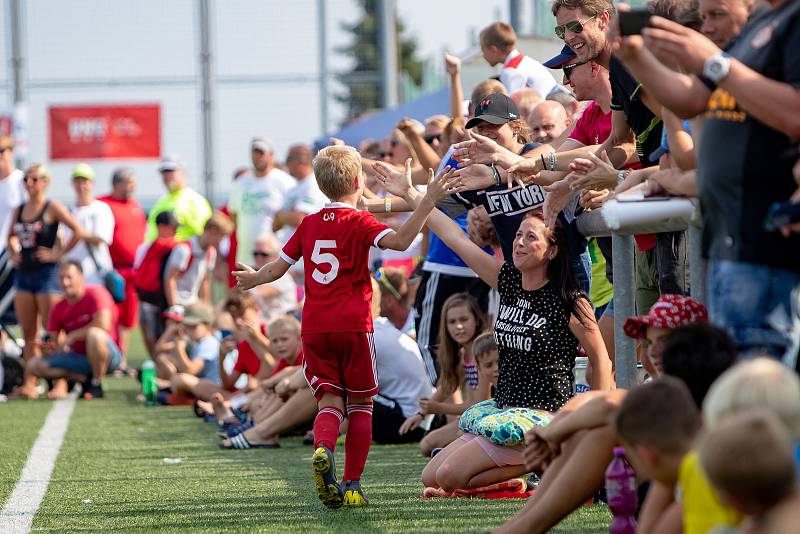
[703,52,731,84]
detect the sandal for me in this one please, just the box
[218,434,280,449]
[216,419,254,439]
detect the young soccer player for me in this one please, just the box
[234,146,458,508]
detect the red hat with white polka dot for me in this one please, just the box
[623,294,708,339]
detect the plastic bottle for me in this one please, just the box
[605,446,638,534]
[141,360,158,406]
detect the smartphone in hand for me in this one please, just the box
[619,9,653,36]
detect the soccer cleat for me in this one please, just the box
[312,446,343,509]
[342,479,368,507]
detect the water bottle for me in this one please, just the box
[605,447,638,534]
[141,360,158,406]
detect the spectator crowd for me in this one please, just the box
[2,0,800,529]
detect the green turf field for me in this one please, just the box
[2,331,611,533]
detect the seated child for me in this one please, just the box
[698,409,799,534]
[418,331,498,455]
[612,377,703,534]
[166,304,221,398]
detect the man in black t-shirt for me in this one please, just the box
[550,0,693,316]
[615,0,800,362]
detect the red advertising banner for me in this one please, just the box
[49,104,160,160]
[0,115,12,137]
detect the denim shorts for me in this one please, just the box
[708,259,800,363]
[15,263,60,294]
[46,338,123,377]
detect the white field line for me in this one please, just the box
[0,393,78,534]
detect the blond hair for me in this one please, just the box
[204,210,234,235]
[703,358,800,440]
[424,114,450,130]
[25,163,51,182]
[470,79,508,107]
[313,146,361,200]
[479,22,517,53]
[267,315,301,338]
[699,409,796,509]
[511,88,545,119]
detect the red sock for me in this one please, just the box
[314,406,344,452]
[343,402,373,481]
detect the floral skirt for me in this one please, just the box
[458,399,553,447]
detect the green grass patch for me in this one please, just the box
[0,400,54,505]
[3,329,609,532]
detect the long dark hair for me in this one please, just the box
[525,211,593,326]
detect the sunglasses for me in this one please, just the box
[562,61,588,82]
[379,151,394,159]
[423,133,442,145]
[0,147,8,154]
[24,176,44,183]
[253,250,273,258]
[555,13,597,39]
[374,267,402,300]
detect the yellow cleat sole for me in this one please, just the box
[312,447,343,509]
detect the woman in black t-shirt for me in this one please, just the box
[413,201,613,492]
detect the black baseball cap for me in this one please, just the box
[465,93,520,129]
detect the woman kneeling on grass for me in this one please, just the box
[375,162,613,494]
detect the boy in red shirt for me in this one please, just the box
[234,146,456,508]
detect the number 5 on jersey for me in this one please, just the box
[311,240,339,284]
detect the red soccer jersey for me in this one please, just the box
[47,285,120,354]
[281,203,392,335]
[569,102,612,147]
[98,195,147,268]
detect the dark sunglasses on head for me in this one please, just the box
[563,61,588,81]
[423,133,442,145]
[555,13,598,39]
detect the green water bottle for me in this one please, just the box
[141,360,157,406]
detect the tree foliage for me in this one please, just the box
[336,0,422,123]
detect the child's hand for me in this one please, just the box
[233,262,260,291]
[399,413,423,435]
[423,166,461,204]
[373,158,413,198]
[418,398,437,415]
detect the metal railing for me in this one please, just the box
[575,198,705,388]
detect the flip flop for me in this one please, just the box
[218,434,280,449]
[216,419,254,439]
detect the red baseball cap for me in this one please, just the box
[623,294,708,339]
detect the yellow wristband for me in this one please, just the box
[384,197,392,213]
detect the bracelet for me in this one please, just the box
[384,197,392,213]
[617,169,632,184]
[490,163,501,186]
[547,152,557,171]
[540,154,547,172]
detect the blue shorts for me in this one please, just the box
[46,338,123,377]
[15,264,61,294]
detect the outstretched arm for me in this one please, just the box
[233,258,291,291]
[377,161,459,251]
[374,161,503,289]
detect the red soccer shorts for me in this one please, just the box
[116,267,139,329]
[301,332,379,401]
